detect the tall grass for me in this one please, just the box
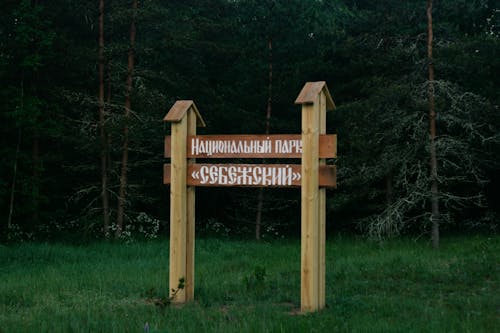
[0,236,498,332]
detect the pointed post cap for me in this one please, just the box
[163,100,206,127]
[294,81,335,111]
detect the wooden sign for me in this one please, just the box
[164,134,336,159]
[163,163,336,188]
[163,82,337,313]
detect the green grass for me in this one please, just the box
[0,236,498,332]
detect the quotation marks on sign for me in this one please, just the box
[191,165,301,186]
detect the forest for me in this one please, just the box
[1,0,499,243]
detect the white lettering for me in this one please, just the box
[191,138,198,156]
[209,165,218,184]
[238,166,251,185]
[283,166,292,185]
[193,165,300,186]
[190,137,307,157]
[272,167,282,186]
[199,166,209,184]
[228,166,237,184]
[262,167,273,185]
[252,167,262,184]
[264,139,272,153]
[229,141,236,153]
[290,140,301,154]
[275,140,282,154]
[218,166,228,185]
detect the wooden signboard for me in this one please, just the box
[164,134,337,159]
[163,82,336,313]
[163,163,336,188]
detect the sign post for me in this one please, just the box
[295,81,335,312]
[163,82,335,311]
[163,100,205,303]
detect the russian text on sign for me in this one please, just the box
[164,134,337,158]
[163,164,336,188]
[191,137,273,156]
[192,164,297,186]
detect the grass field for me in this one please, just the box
[0,236,498,332]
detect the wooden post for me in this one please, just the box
[164,101,205,303]
[295,82,335,313]
[185,107,197,301]
[169,114,187,302]
[301,99,320,312]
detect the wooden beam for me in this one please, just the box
[163,163,336,188]
[164,134,337,159]
[318,91,327,309]
[298,81,334,313]
[185,107,196,301]
[169,115,187,303]
[301,99,320,312]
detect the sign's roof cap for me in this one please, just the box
[163,100,206,127]
[295,81,335,111]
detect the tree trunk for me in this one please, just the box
[427,0,440,248]
[116,0,137,238]
[255,35,272,240]
[98,0,110,237]
[30,1,41,228]
[8,77,25,229]
[32,131,39,225]
[8,129,22,229]
[385,172,393,229]
[386,172,393,206]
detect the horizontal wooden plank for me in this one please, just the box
[163,163,336,188]
[164,134,336,159]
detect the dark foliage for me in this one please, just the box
[1,0,498,241]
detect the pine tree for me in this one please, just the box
[116,0,138,238]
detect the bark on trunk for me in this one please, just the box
[385,172,394,230]
[116,0,137,238]
[255,35,273,240]
[386,172,393,206]
[8,129,22,229]
[427,0,440,248]
[8,78,25,229]
[98,0,110,237]
[32,132,39,225]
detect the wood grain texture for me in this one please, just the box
[318,91,327,309]
[294,81,335,111]
[163,83,336,311]
[185,109,197,302]
[163,100,206,127]
[169,115,187,303]
[164,163,336,188]
[301,100,320,313]
[164,134,336,159]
